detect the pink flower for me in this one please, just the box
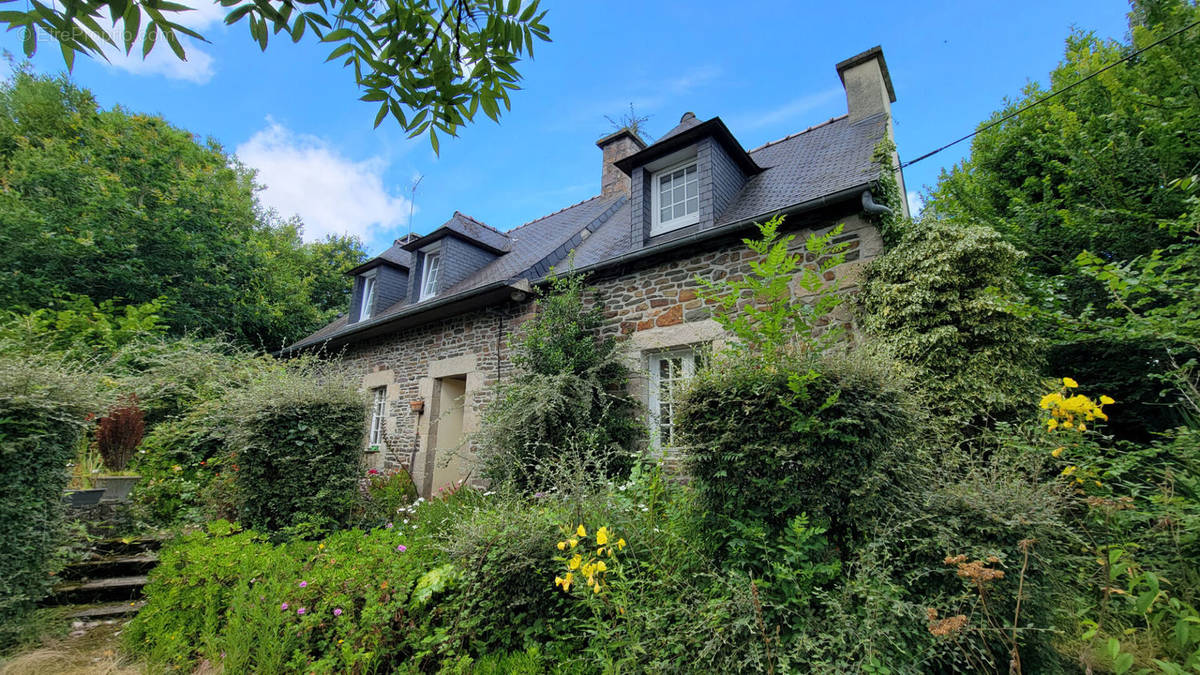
[333,608,343,616]
[298,581,307,588]
[396,544,407,553]
[385,522,394,529]
[281,602,288,611]
[297,607,306,615]
[368,469,379,475]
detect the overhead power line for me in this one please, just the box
[900,17,1200,170]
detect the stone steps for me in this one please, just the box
[58,553,158,581]
[64,600,147,620]
[51,575,150,606]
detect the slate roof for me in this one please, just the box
[346,240,412,275]
[402,211,511,254]
[287,112,889,351]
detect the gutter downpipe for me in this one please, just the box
[861,189,893,217]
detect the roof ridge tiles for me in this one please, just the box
[747,114,850,154]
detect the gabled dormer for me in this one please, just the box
[613,113,763,249]
[346,237,415,323]
[401,212,510,302]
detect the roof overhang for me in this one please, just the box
[345,257,407,277]
[614,117,762,176]
[400,228,509,256]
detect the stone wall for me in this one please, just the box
[335,212,882,496]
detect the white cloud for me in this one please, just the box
[907,191,925,217]
[236,120,412,243]
[736,87,843,130]
[99,1,225,83]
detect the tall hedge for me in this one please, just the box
[225,364,366,534]
[858,218,1042,426]
[677,351,921,548]
[0,353,96,645]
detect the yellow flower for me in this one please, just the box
[318,543,325,550]
[1051,447,1064,458]
[617,538,626,550]
[562,572,573,591]
[595,560,607,573]
[1047,419,1059,431]
[1094,480,1102,487]
[569,539,578,549]
[1063,377,1079,389]
[1078,423,1087,432]
[556,541,565,551]
[1061,465,1077,477]
[576,524,587,537]
[554,576,563,588]
[1100,395,1115,405]
[593,583,601,594]
[596,526,609,546]
[569,554,581,570]
[1040,392,1063,409]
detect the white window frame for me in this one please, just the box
[368,386,387,448]
[650,159,700,236]
[359,273,377,320]
[647,346,704,450]
[419,250,441,301]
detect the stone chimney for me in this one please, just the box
[596,128,646,197]
[835,46,896,123]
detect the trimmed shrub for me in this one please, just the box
[224,363,366,535]
[678,350,922,550]
[0,352,97,646]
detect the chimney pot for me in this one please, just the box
[680,111,696,123]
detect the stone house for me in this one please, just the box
[283,46,908,498]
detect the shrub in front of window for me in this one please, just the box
[0,352,97,646]
[678,350,921,556]
[224,362,366,536]
[477,272,642,494]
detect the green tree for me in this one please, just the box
[925,0,1200,437]
[0,0,550,151]
[0,70,368,348]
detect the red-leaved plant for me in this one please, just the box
[96,394,145,473]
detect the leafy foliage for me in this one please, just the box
[678,351,921,553]
[696,214,847,361]
[224,363,367,535]
[0,1,550,150]
[477,272,641,493]
[0,352,98,647]
[0,71,368,348]
[925,0,1200,439]
[859,217,1043,426]
[95,394,145,473]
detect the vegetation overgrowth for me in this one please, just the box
[2,2,1199,673]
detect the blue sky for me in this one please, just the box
[2,1,1131,255]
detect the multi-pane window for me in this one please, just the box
[368,386,387,447]
[647,347,704,449]
[651,161,699,235]
[420,252,441,301]
[359,275,377,320]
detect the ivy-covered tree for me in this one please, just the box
[0,0,550,151]
[0,70,367,349]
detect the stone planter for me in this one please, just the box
[63,488,106,507]
[94,475,141,503]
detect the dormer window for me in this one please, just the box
[651,160,699,235]
[359,274,377,320]
[420,251,441,301]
